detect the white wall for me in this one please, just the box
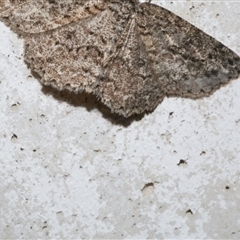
[0,1,240,238]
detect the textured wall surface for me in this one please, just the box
[0,1,240,239]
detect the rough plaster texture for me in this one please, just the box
[0,1,240,239]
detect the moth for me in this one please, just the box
[0,0,240,117]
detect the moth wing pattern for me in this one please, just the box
[0,0,108,33]
[22,2,130,94]
[98,17,165,116]
[138,3,240,99]
[0,0,240,117]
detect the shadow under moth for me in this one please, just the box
[0,0,240,117]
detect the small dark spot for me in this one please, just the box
[97,50,102,57]
[11,134,18,140]
[234,57,240,62]
[142,182,154,190]
[177,159,187,166]
[33,149,36,152]
[63,14,70,19]
[208,53,213,59]
[186,209,193,214]
[200,151,206,155]
[68,47,73,52]
[116,44,122,50]
[228,58,234,65]
[46,57,53,63]
[100,35,107,45]
[66,33,73,39]
[82,67,88,73]
[141,182,155,195]
[138,59,145,67]
[11,102,20,108]
[211,69,218,76]
[93,149,101,152]
[225,186,230,190]
[189,5,195,10]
